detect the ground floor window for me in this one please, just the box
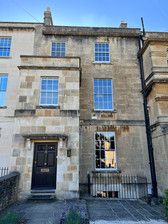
[95,131,117,169]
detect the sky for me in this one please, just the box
[0,0,168,31]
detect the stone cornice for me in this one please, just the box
[22,133,68,141]
[145,67,168,83]
[18,55,81,70]
[80,119,145,126]
[43,25,141,37]
[144,79,168,96]
[20,55,81,59]
[18,66,80,70]
[139,36,168,55]
[155,96,168,102]
[0,22,42,30]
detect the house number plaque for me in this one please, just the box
[41,168,49,173]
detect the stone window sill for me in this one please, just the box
[93,109,117,113]
[0,57,12,59]
[93,169,121,173]
[93,61,113,65]
[36,105,60,109]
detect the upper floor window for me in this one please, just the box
[95,43,110,62]
[0,38,11,57]
[95,131,117,169]
[94,79,113,111]
[0,75,8,107]
[51,43,65,57]
[40,77,58,106]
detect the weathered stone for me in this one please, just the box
[0,172,20,211]
[16,157,26,165]
[68,165,77,171]
[26,76,35,82]
[12,149,20,157]
[19,96,27,102]
[64,173,73,181]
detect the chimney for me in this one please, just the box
[44,7,53,26]
[119,21,127,28]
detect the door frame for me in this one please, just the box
[31,141,58,190]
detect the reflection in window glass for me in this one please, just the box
[0,75,8,106]
[95,43,110,62]
[0,38,11,57]
[94,79,113,110]
[51,43,65,57]
[40,77,58,106]
[95,132,116,169]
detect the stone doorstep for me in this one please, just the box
[31,189,55,194]
[28,189,56,200]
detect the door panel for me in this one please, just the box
[32,142,57,189]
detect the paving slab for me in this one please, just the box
[0,198,166,224]
[87,199,166,224]
[9,200,65,224]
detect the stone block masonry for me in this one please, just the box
[0,172,20,211]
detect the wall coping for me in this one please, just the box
[0,172,20,183]
[43,25,141,37]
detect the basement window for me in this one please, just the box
[96,191,119,198]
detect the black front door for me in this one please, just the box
[32,142,57,190]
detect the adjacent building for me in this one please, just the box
[140,33,168,196]
[0,8,167,199]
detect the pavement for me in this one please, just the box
[1,199,166,224]
[87,199,166,224]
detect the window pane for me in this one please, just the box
[105,151,116,168]
[52,43,65,57]
[53,80,58,91]
[0,92,6,106]
[0,75,8,106]
[0,76,8,90]
[40,78,58,106]
[41,79,47,90]
[94,79,113,110]
[95,43,110,62]
[0,38,11,57]
[95,132,116,170]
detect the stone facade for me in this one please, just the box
[0,172,20,211]
[0,9,167,199]
[12,56,80,199]
[141,33,168,196]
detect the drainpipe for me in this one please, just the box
[138,35,158,199]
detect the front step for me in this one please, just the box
[29,191,56,201]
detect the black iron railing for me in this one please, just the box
[88,172,148,199]
[0,167,9,177]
